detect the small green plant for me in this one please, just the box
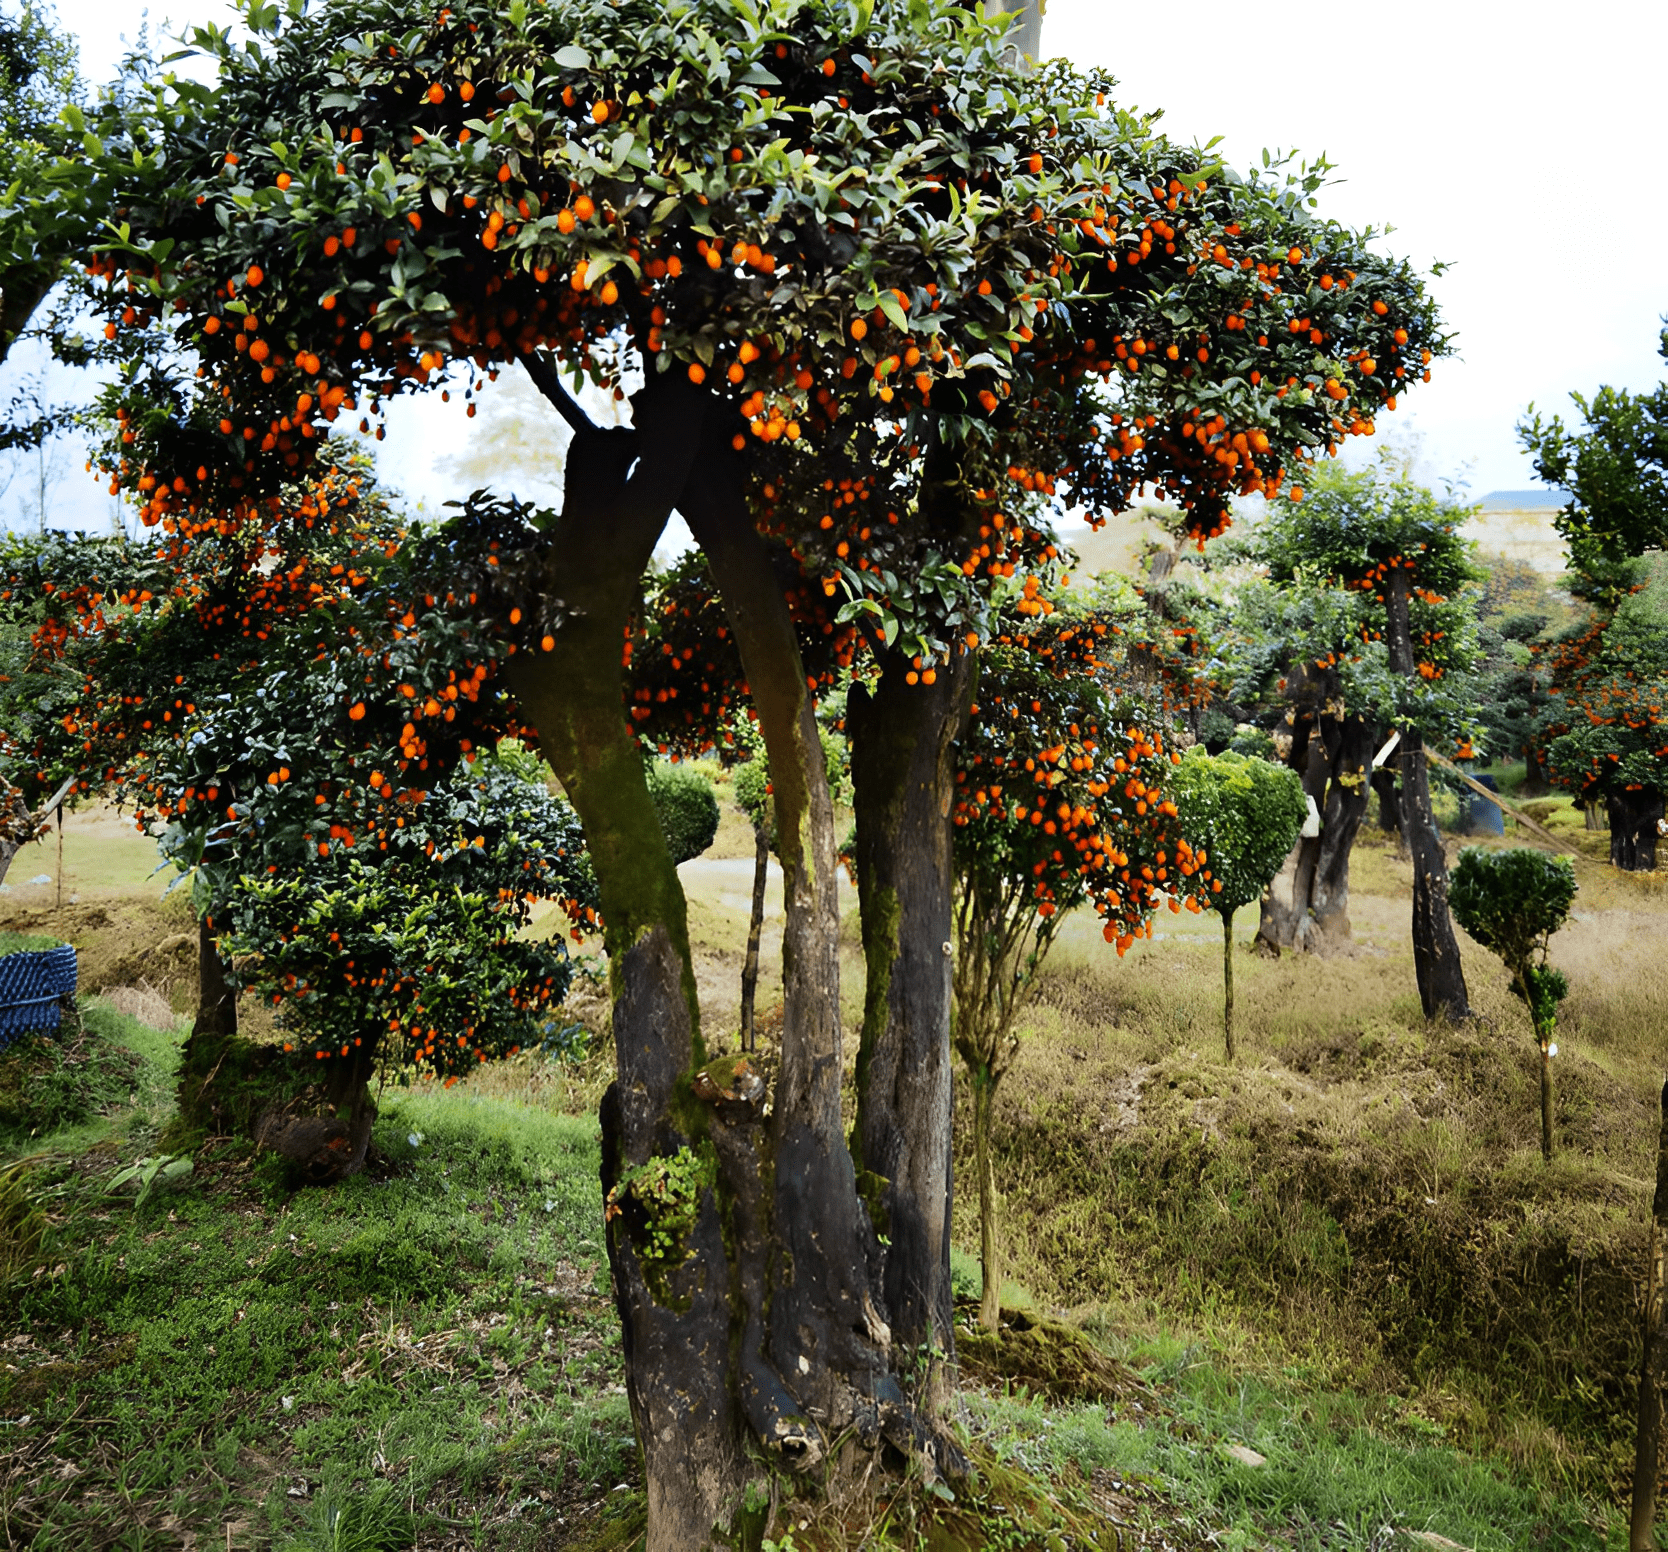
[1450,846,1578,1162]
[107,1153,193,1207]
[1170,748,1308,1058]
[605,1145,715,1278]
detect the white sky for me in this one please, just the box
[7,0,1666,532]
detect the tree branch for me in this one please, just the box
[519,350,603,436]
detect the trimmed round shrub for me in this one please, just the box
[646,761,720,864]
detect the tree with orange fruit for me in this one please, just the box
[1249,458,1483,1020]
[947,596,1207,1332]
[38,0,1450,1536]
[0,467,596,1166]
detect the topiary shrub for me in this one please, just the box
[1171,747,1308,1058]
[1450,846,1577,1162]
[645,760,719,865]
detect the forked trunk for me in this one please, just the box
[739,819,769,1051]
[1385,573,1470,1023]
[848,645,976,1376]
[1221,907,1236,1060]
[1255,679,1373,956]
[1609,788,1664,873]
[972,1071,1000,1334]
[1630,1079,1668,1552]
[679,434,958,1537]
[509,377,746,1547]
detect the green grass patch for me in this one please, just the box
[1,1025,630,1550]
[966,1335,1636,1549]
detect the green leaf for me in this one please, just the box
[553,44,590,69]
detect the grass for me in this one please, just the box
[957,822,1668,1542]
[5,800,1667,1548]
[1,1006,635,1551]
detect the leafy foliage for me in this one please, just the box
[1449,848,1576,979]
[1168,747,1306,917]
[644,758,719,865]
[1519,324,1668,599]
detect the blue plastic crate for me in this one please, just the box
[0,945,78,1048]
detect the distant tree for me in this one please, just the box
[948,602,1204,1330]
[1520,324,1668,603]
[1531,603,1668,871]
[1170,747,1307,1057]
[1251,460,1483,1019]
[1449,846,1576,1163]
[645,759,719,865]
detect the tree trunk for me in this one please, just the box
[0,271,51,369]
[1372,766,1402,837]
[1539,1033,1555,1165]
[680,431,959,1523]
[0,786,39,888]
[1586,798,1606,832]
[847,645,975,1377]
[739,819,769,1052]
[1385,573,1470,1023]
[174,913,252,1134]
[1221,907,1236,1060]
[972,1070,1000,1334]
[1609,788,1664,873]
[322,1044,377,1176]
[1255,691,1373,956]
[1631,1079,1668,1552]
[508,376,747,1548]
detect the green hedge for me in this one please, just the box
[646,761,719,865]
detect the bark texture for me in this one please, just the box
[848,646,975,1372]
[1255,670,1375,956]
[1385,573,1470,1022]
[647,432,955,1539]
[739,819,769,1051]
[1609,788,1664,873]
[507,374,746,1548]
[1221,908,1236,1060]
[1631,1079,1668,1552]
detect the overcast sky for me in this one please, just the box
[7,0,1665,532]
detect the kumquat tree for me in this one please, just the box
[1247,459,1483,1018]
[0,461,599,1173]
[948,595,1207,1333]
[16,0,1452,1536]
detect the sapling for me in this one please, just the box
[1449,847,1577,1162]
[1170,748,1307,1059]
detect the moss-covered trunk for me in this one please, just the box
[847,645,975,1379]
[507,375,746,1550]
[682,433,957,1525]
[1255,676,1374,956]
[1385,573,1470,1023]
[1631,1079,1668,1552]
[173,914,257,1135]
